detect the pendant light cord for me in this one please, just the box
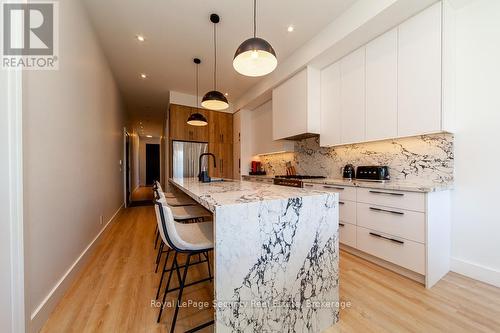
[253,0,256,38]
[195,62,199,108]
[213,21,217,90]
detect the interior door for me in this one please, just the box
[145,144,160,185]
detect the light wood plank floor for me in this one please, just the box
[41,205,500,333]
[131,186,154,202]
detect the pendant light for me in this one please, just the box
[187,58,208,126]
[201,14,229,111]
[233,0,277,77]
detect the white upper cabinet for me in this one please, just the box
[319,2,449,146]
[398,2,442,137]
[340,47,366,144]
[320,62,341,146]
[272,67,320,140]
[365,28,398,141]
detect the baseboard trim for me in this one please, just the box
[29,204,124,332]
[451,257,500,288]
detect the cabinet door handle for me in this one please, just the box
[369,232,404,245]
[369,207,404,215]
[339,223,345,227]
[369,190,404,196]
[339,201,345,205]
[324,185,344,190]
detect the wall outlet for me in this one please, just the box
[100,215,104,225]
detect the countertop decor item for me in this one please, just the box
[201,14,229,110]
[233,0,278,77]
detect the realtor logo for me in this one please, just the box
[1,1,59,69]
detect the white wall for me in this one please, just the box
[139,136,161,185]
[450,0,500,287]
[22,0,125,330]
[0,59,15,333]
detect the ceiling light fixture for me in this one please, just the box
[146,135,153,138]
[136,34,145,42]
[140,73,147,79]
[287,25,294,32]
[233,0,277,77]
[187,58,209,126]
[201,14,229,111]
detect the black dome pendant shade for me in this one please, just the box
[187,58,208,126]
[233,0,277,77]
[201,14,229,111]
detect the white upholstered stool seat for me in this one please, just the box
[173,220,214,251]
[164,192,176,198]
[165,196,197,206]
[170,205,212,221]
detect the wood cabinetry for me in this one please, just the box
[208,142,233,179]
[169,104,209,142]
[209,111,233,144]
[169,103,234,179]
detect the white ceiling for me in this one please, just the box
[82,0,357,135]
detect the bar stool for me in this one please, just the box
[154,199,214,333]
[153,188,212,273]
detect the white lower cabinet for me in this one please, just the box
[356,202,425,243]
[356,226,425,275]
[243,177,450,288]
[339,222,356,248]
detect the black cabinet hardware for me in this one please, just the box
[339,201,345,205]
[339,223,345,227]
[369,207,404,215]
[324,185,344,190]
[369,232,404,244]
[369,190,404,196]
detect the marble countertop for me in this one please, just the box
[242,175,452,193]
[170,177,337,212]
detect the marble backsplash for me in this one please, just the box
[258,133,454,186]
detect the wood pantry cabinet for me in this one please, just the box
[169,104,209,142]
[169,104,233,179]
[208,142,233,179]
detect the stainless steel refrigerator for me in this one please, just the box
[172,141,208,178]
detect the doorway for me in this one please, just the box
[124,131,131,207]
[146,143,160,185]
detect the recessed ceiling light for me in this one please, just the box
[140,73,147,79]
[136,35,145,42]
[224,92,229,96]
[146,135,153,138]
[287,25,294,32]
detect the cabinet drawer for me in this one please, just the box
[357,203,425,243]
[356,226,425,274]
[356,187,425,212]
[339,200,356,225]
[339,222,356,248]
[304,183,356,201]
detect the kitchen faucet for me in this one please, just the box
[198,153,216,182]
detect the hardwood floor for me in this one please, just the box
[131,186,154,202]
[41,205,500,333]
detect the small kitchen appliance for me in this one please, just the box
[342,164,356,179]
[356,166,390,181]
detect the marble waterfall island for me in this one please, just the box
[169,178,340,332]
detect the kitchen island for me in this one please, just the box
[169,177,340,332]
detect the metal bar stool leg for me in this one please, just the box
[170,253,192,333]
[157,252,178,323]
[155,243,164,273]
[155,249,171,299]
[204,251,212,282]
